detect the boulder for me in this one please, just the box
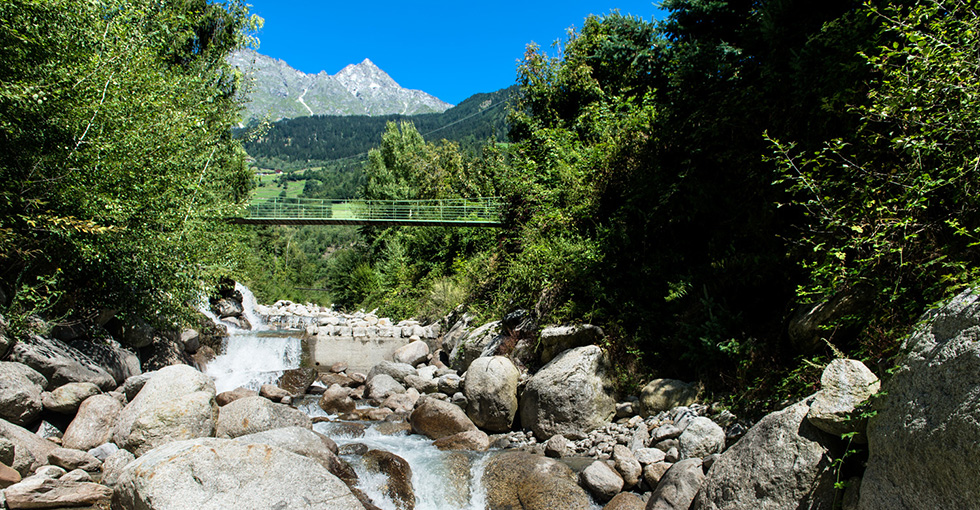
[393,340,429,367]
[120,373,151,402]
[9,334,116,390]
[41,382,100,414]
[643,462,672,488]
[677,417,726,460]
[382,390,419,414]
[367,374,406,400]
[691,399,836,510]
[432,429,490,451]
[212,298,243,318]
[448,320,501,372]
[367,361,417,385]
[807,359,880,441]
[520,345,616,440]
[464,356,520,433]
[409,397,477,440]
[404,374,438,394]
[604,492,646,510]
[234,427,356,485]
[113,365,217,456]
[483,450,591,510]
[259,384,291,402]
[649,458,705,510]
[544,434,571,458]
[0,462,20,488]
[278,367,317,396]
[180,328,200,354]
[46,447,101,471]
[580,460,623,503]
[4,477,111,508]
[68,337,141,386]
[110,438,365,510]
[436,374,462,394]
[215,396,311,439]
[859,288,980,509]
[638,379,697,416]
[0,314,11,359]
[319,384,356,414]
[0,418,57,476]
[98,448,135,487]
[0,362,46,426]
[613,444,642,488]
[362,450,414,510]
[538,324,604,364]
[215,387,257,406]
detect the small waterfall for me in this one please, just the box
[206,332,302,394]
[234,281,265,331]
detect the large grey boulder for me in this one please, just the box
[807,359,879,440]
[9,334,116,390]
[448,320,501,372]
[68,337,141,386]
[483,450,591,510]
[367,361,417,385]
[464,356,520,432]
[649,458,705,510]
[41,382,101,414]
[366,373,406,400]
[520,345,616,440]
[677,417,726,460]
[62,394,124,451]
[234,427,356,485]
[110,438,365,510]
[0,362,46,426]
[692,399,836,510]
[638,379,697,416]
[859,288,980,509]
[0,418,57,476]
[393,339,429,366]
[539,324,604,364]
[113,364,217,455]
[215,396,311,438]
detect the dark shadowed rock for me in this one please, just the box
[363,450,414,510]
[278,367,317,396]
[9,335,116,390]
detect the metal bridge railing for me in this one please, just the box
[238,197,505,226]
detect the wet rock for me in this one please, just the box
[0,362,46,426]
[483,450,591,510]
[363,449,414,510]
[277,367,317,396]
[580,460,624,503]
[649,458,704,510]
[41,382,101,414]
[409,397,477,440]
[638,379,697,416]
[215,396,311,439]
[464,356,520,433]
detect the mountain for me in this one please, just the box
[230,49,453,121]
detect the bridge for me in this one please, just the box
[229,197,505,227]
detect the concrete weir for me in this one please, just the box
[304,322,441,373]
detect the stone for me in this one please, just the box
[215,386,257,406]
[433,429,490,451]
[86,442,119,462]
[807,358,880,441]
[46,447,101,471]
[234,427,357,486]
[215,396,311,439]
[41,382,101,414]
[409,397,477,440]
[404,374,438,394]
[331,361,349,373]
[539,324,604,364]
[650,424,683,442]
[0,362,46,426]
[0,418,57,476]
[859,288,980,510]
[544,434,570,458]
[120,373,152,402]
[363,450,414,510]
[436,373,462,394]
[635,447,667,465]
[382,391,419,414]
[393,340,429,367]
[613,444,642,488]
[33,465,67,479]
[649,458,705,510]
[367,374,406,400]
[604,492,646,510]
[69,337,141,385]
[483,450,591,510]
[278,367,317,396]
[0,462,21,488]
[367,361,417,385]
[0,438,13,466]
[60,469,92,483]
[638,379,697,416]
[579,460,624,503]
[180,328,200,354]
[628,421,649,452]
[463,356,520,433]
[110,438,365,510]
[677,417,726,459]
[320,372,355,388]
[100,448,135,487]
[212,297,243,318]
[9,334,116,390]
[644,461,672,488]
[448,320,501,373]
[691,399,836,510]
[520,345,617,440]
[319,384,356,414]
[259,384,291,402]
[4,477,111,508]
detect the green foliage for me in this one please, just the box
[0,0,260,327]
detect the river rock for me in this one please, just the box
[677,417,725,459]
[120,373,152,401]
[520,345,616,440]
[41,382,101,414]
[483,450,591,510]
[433,429,490,451]
[111,438,365,510]
[613,444,642,488]
[68,337,141,387]
[538,324,604,364]
[691,399,836,510]
[87,442,119,461]
[259,384,291,402]
[9,334,116,390]
[367,374,406,400]
[363,450,414,510]
[544,434,571,458]
[215,386,257,406]
[448,320,501,373]
[99,448,135,487]
[635,447,666,465]
[437,373,462,394]
[278,367,317,396]
[320,384,356,414]
[644,461,672,488]
[0,462,20,488]
[234,427,357,485]
[464,356,520,432]
[393,340,429,367]
[46,447,101,471]
[859,288,980,509]
[638,379,697,416]
[4,476,111,508]
[0,418,57,476]
[215,395,311,439]
[383,390,419,414]
[409,397,477,440]
[649,458,705,510]
[404,374,438,394]
[212,298,243,318]
[580,460,623,503]
[806,358,880,441]
[604,492,646,510]
[367,361,417,385]
[0,362,46,426]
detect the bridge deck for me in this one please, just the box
[233,197,504,227]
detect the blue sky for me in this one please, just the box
[243,1,667,105]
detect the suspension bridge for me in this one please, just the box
[229,197,505,227]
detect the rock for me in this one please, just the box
[319,385,356,414]
[215,396,311,439]
[110,438,365,509]
[643,461,672,488]
[638,379,697,416]
[539,324,604,364]
[0,314,12,359]
[580,460,624,503]
[4,477,111,508]
[234,427,357,485]
[331,361,349,373]
[677,417,725,459]
[41,382,101,414]
[60,468,91,483]
[483,450,591,510]
[382,391,419,414]
[520,345,617,440]
[393,340,429,367]
[34,420,61,441]
[113,364,216,455]
[9,334,116,390]
[0,418,57,476]
[650,424,683,442]
[46,447,101,471]
[649,458,705,510]
[120,373,151,402]
[0,362,46,426]
[320,372,355,388]
[278,367,317,396]
[464,356,520,433]
[448,320,501,373]
[404,374,438,394]
[807,358,880,441]
[212,297,243,318]
[788,289,871,353]
[544,434,571,458]
[86,442,119,462]
[68,337,141,386]
[0,438,14,466]
[215,387,257,406]
[33,465,67,479]
[99,448,135,487]
[367,374,406,400]
[859,288,980,510]
[363,450,414,510]
[259,384,291,402]
[628,421,649,452]
[433,429,490,451]
[613,444,642,488]
[180,328,200,354]
[604,492,646,510]
[409,397,477,440]
[635,447,666,465]
[436,374,462,394]
[0,462,20,488]
[691,399,836,510]
[367,361,417,385]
